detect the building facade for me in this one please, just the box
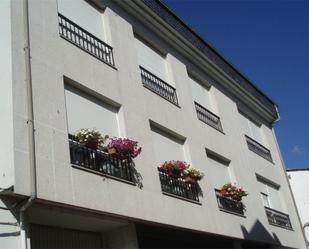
[0,0,307,248]
[287,168,309,246]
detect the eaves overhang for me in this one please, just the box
[286,168,309,172]
[105,0,279,123]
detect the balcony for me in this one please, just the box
[264,207,293,230]
[140,66,179,106]
[69,135,134,184]
[245,136,273,162]
[58,14,115,67]
[215,189,245,216]
[158,169,200,203]
[194,102,223,132]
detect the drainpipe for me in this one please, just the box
[19,0,37,248]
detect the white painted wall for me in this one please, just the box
[64,85,120,137]
[287,170,309,242]
[57,0,105,41]
[0,0,14,189]
[7,0,306,247]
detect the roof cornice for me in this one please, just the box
[112,0,279,123]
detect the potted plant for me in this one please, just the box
[158,160,189,178]
[183,167,204,183]
[220,183,248,201]
[107,137,142,159]
[75,128,108,150]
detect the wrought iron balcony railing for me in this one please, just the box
[69,135,134,184]
[215,189,245,216]
[58,14,115,67]
[245,135,273,162]
[140,66,179,106]
[264,207,292,230]
[158,169,200,203]
[194,102,223,132]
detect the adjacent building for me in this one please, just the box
[287,168,309,246]
[0,0,307,248]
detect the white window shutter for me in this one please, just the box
[248,119,263,145]
[135,38,167,82]
[239,113,251,137]
[207,159,231,189]
[189,77,212,111]
[64,86,119,137]
[58,0,105,41]
[267,185,282,211]
[151,130,185,165]
[261,193,270,208]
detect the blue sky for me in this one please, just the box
[164,0,309,169]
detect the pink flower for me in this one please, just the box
[107,137,142,158]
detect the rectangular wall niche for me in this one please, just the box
[206,149,232,189]
[58,0,105,42]
[135,36,168,83]
[150,121,186,166]
[64,84,120,137]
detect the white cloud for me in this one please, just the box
[291,145,305,156]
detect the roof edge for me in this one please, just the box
[142,0,278,120]
[286,168,309,172]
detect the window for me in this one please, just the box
[135,37,168,82]
[206,149,232,188]
[207,150,245,215]
[64,84,120,137]
[64,84,135,183]
[189,76,213,112]
[150,122,199,203]
[257,176,282,211]
[150,123,186,165]
[261,192,270,208]
[257,175,292,229]
[135,37,178,105]
[190,76,222,131]
[239,112,264,145]
[58,0,105,42]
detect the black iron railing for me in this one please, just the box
[58,14,115,67]
[158,169,199,203]
[245,135,273,162]
[69,135,134,183]
[194,102,223,132]
[264,207,292,230]
[215,189,245,215]
[140,66,179,106]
